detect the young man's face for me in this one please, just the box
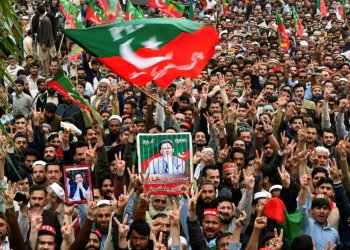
[311,205,330,225]
[202,215,221,239]
[37,235,56,250]
[130,230,149,250]
[46,165,62,184]
[316,183,334,197]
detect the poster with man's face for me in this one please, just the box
[63,165,92,204]
[137,133,193,195]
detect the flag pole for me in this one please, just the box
[58,34,65,52]
[132,85,167,109]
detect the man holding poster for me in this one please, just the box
[146,139,185,175]
[138,133,193,195]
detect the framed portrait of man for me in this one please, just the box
[63,165,92,204]
[137,133,193,195]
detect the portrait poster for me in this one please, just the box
[137,133,193,195]
[63,165,92,204]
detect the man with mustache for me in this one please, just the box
[19,185,62,249]
[94,200,113,249]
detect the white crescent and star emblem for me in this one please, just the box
[120,38,173,69]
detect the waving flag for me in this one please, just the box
[68,44,84,61]
[276,11,290,51]
[292,7,304,36]
[317,0,327,17]
[86,0,109,25]
[96,0,122,23]
[59,0,84,29]
[125,0,144,20]
[148,0,184,17]
[63,18,219,88]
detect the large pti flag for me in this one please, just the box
[63,18,219,88]
[137,133,193,195]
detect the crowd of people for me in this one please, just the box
[1,0,350,249]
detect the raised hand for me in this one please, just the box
[329,158,341,182]
[243,169,255,192]
[31,215,43,230]
[117,186,134,212]
[87,192,97,221]
[152,232,167,250]
[115,151,126,177]
[180,182,192,198]
[127,165,138,192]
[114,215,130,238]
[61,215,78,239]
[253,150,264,173]
[230,170,241,190]
[218,145,231,162]
[254,216,268,231]
[278,165,290,188]
[280,131,289,150]
[297,124,307,144]
[268,228,284,250]
[187,188,202,219]
[64,203,77,217]
[299,174,310,190]
[3,181,14,208]
[85,141,98,164]
[169,200,184,225]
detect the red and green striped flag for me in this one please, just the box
[125,0,144,20]
[63,18,219,88]
[59,0,84,29]
[292,7,304,36]
[317,0,327,17]
[160,0,185,18]
[86,0,109,25]
[199,0,208,8]
[47,72,103,126]
[276,11,291,51]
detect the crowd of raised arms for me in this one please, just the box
[2,0,350,249]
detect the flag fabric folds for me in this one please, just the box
[125,0,144,20]
[292,7,304,36]
[63,18,219,88]
[59,0,84,29]
[148,0,184,18]
[276,11,291,51]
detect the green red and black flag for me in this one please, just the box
[276,11,291,51]
[317,0,327,17]
[63,18,219,88]
[59,0,84,29]
[292,7,304,36]
[125,0,144,20]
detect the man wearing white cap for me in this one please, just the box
[95,200,113,249]
[47,183,65,225]
[104,115,122,146]
[32,160,47,185]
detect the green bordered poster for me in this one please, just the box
[137,132,193,195]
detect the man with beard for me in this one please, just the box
[84,230,101,250]
[321,129,337,159]
[195,180,217,222]
[22,149,40,186]
[188,201,221,250]
[117,220,152,250]
[33,160,48,185]
[84,127,98,147]
[37,85,62,110]
[56,96,80,119]
[193,131,207,152]
[99,173,114,200]
[44,144,58,163]
[95,200,113,249]
[43,103,61,132]
[151,213,171,246]
[11,78,33,117]
[104,115,122,146]
[19,185,62,249]
[5,133,29,181]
